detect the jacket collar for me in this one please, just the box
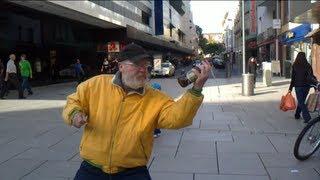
[112,71,145,95]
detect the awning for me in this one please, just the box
[305,28,320,38]
[126,25,193,55]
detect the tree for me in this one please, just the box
[195,25,208,53]
[203,43,226,56]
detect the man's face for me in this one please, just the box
[119,59,149,89]
[10,55,16,61]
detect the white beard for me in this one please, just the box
[122,73,147,89]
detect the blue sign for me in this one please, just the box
[154,0,164,35]
[280,24,311,44]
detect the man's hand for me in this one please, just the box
[193,60,212,89]
[72,112,88,128]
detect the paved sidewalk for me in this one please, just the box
[0,77,319,180]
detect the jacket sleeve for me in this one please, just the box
[62,81,90,125]
[289,67,295,91]
[157,91,203,129]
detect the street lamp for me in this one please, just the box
[241,0,245,74]
[241,0,254,96]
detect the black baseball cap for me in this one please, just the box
[118,43,153,63]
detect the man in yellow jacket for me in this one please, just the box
[62,43,211,180]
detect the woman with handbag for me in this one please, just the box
[288,52,317,123]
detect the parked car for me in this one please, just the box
[192,60,202,67]
[212,58,225,69]
[151,62,175,77]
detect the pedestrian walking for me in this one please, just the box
[19,54,33,95]
[0,54,25,99]
[248,57,258,85]
[74,59,85,84]
[288,52,318,123]
[100,57,109,74]
[0,58,5,99]
[151,82,162,138]
[62,43,211,180]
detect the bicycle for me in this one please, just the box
[293,83,320,161]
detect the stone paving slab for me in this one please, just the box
[195,174,269,180]
[217,134,277,153]
[175,140,215,158]
[22,161,80,179]
[0,141,31,164]
[266,167,320,180]
[0,159,45,180]
[259,153,320,169]
[182,129,233,142]
[150,172,193,180]
[218,153,267,175]
[149,157,218,174]
[13,147,77,161]
[265,134,296,153]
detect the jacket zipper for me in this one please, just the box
[108,97,124,174]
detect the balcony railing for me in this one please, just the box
[169,0,185,15]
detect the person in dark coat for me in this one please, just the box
[289,52,318,123]
[247,57,258,84]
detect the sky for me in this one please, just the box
[190,1,239,33]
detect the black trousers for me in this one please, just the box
[0,73,23,98]
[74,161,152,180]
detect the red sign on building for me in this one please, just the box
[250,0,256,34]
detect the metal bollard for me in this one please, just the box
[242,73,254,96]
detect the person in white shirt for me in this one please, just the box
[0,54,24,99]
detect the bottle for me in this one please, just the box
[177,66,201,87]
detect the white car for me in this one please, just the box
[151,62,175,77]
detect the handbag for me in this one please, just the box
[306,91,319,112]
[280,92,297,111]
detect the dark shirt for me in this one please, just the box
[289,64,317,91]
[248,62,257,75]
[0,62,4,79]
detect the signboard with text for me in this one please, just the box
[107,41,120,52]
[273,19,281,29]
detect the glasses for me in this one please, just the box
[122,62,150,69]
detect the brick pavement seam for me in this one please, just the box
[174,131,184,158]
[34,126,58,138]
[20,160,48,179]
[147,157,154,169]
[214,141,220,174]
[67,152,80,162]
[0,147,32,165]
[48,130,79,149]
[314,167,320,176]
[0,137,17,146]
[257,153,272,180]
[266,136,279,153]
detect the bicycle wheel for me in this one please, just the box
[294,117,320,161]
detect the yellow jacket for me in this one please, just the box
[62,74,203,174]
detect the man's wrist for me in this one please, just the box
[189,86,203,97]
[69,109,80,125]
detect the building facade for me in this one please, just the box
[234,0,319,78]
[0,0,198,82]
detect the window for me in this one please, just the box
[170,27,173,37]
[18,26,22,41]
[169,9,172,20]
[27,28,33,43]
[141,11,150,26]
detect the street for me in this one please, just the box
[0,74,319,180]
